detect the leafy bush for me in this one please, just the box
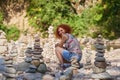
[6,26,20,41]
[0,25,20,41]
[26,0,120,39]
[27,0,76,37]
[97,0,120,39]
[0,12,3,23]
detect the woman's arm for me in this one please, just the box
[57,34,68,48]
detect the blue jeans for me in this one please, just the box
[62,50,82,62]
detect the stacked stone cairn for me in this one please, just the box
[16,35,47,80]
[3,56,16,80]
[84,43,92,70]
[8,41,18,64]
[91,35,112,79]
[0,30,8,55]
[24,47,33,63]
[70,57,80,75]
[31,35,47,74]
[42,26,58,63]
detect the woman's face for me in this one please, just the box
[58,27,65,35]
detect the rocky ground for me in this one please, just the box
[42,49,120,80]
[0,49,120,80]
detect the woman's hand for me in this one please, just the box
[55,43,59,47]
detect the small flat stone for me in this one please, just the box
[33,51,41,55]
[96,53,104,57]
[92,65,106,73]
[2,72,16,78]
[95,57,105,62]
[91,72,112,79]
[95,44,105,50]
[24,57,32,63]
[96,49,105,53]
[4,60,13,64]
[37,63,47,73]
[94,61,107,69]
[23,73,42,80]
[31,59,40,67]
[6,67,16,74]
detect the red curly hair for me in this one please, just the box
[55,24,72,39]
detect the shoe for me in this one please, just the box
[59,63,71,70]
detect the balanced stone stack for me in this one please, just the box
[8,41,18,64]
[32,35,47,74]
[0,30,8,55]
[24,47,33,63]
[70,57,80,75]
[42,26,58,63]
[3,57,16,80]
[84,43,92,70]
[91,35,112,79]
[16,36,47,80]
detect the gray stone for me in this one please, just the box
[97,41,104,45]
[6,67,16,74]
[63,68,73,80]
[25,48,31,53]
[35,39,40,42]
[37,63,47,73]
[92,65,106,73]
[14,62,31,71]
[95,44,105,50]
[42,74,54,80]
[95,57,105,62]
[33,55,43,58]
[94,61,107,69]
[25,65,37,73]
[34,42,40,45]
[32,56,40,60]
[6,78,16,80]
[84,64,92,69]
[5,64,13,67]
[25,53,33,57]
[96,49,105,53]
[96,53,104,57]
[23,73,42,80]
[33,51,41,55]
[4,57,13,61]
[25,68,36,73]
[0,64,7,72]
[24,57,32,63]
[0,58,5,64]
[25,47,33,54]
[2,72,16,78]
[34,44,40,48]
[91,72,112,79]
[4,60,13,64]
[29,65,37,69]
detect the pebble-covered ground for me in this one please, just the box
[0,49,120,80]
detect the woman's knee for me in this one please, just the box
[55,46,63,52]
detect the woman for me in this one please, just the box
[55,24,82,69]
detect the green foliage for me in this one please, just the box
[97,0,120,39]
[27,0,119,39]
[0,24,20,41]
[6,25,20,41]
[27,0,75,37]
[0,12,3,23]
[27,0,92,37]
